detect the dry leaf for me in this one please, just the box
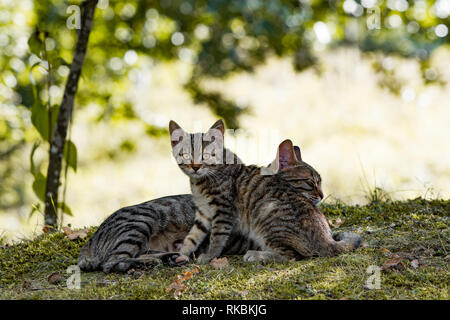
[63,226,88,240]
[210,257,230,269]
[410,259,419,269]
[379,248,392,256]
[382,256,406,270]
[48,272,63,285]
[183,270,193,280]
[165,268,200,299]
[42,225,52,233]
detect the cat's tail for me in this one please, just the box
[332,231,363,251]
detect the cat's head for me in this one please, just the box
[169,119,231,179]
[274,139,324,206]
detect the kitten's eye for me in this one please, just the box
[203,153,211,160]
[182,153,191,160]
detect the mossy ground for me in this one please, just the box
[0,198,448,300]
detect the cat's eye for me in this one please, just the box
[203,153,211,160]
[181,153,191,160]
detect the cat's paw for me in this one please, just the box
[174,254,190,265]
[243,250,287,263]
[334,231,363,249]
[243,250,263,263]
[196,253,214,264]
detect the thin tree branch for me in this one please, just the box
[44,0,98,226]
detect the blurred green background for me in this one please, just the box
[0,0,449,240]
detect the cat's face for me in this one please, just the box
[169,120,226,179]
[275,140,324,206]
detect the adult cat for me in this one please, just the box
[170,120,362,264]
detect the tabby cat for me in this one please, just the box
[78,194,265,273]
[170,120,362,264]
[78,136,324,272]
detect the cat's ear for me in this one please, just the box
[209,119,225,136]
[277,139,297,171]
[169,120,185,147]
[293,145,302,162]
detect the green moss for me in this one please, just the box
[0,199,448,299]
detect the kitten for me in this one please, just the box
[170,120,361,264]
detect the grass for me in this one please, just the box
[0,198,448,300]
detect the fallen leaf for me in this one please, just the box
[165,268,199,299]
[42,225,52,233]
[410,259,419,269]
[183,270,193,280]
[210,257,230,269]
[48,272,63,285]
[63,226,88,240]
[382,256,406,270]
[379,248,392,257]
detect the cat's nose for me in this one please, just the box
[317,187,324,199]
[191,165,201,172]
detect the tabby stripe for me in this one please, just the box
[188,237,197,246]
[127,219,154,235]
[209,197,230,207]
[112,238,142,251]
[214,219,233,226]
[113,223,150,239]
[194,220,209,233]
[212,209,233,220]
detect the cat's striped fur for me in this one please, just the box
[170,120,362,264]
[78,136,324,272]
[78,194,261,272]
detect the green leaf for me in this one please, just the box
[29,203,43,219]
[31,101,49,141]
[58,202,73,216]
[32,173,46,202]
[64,140,77,172]
[27,32,43,57]
[29,142,40,177]
[29,62,51,142]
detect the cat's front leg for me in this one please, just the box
[197,212,236,264]
[178,209,211,262]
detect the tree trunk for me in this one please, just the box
[44,0,98,226]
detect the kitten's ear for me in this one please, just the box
[169,120,181,135]
[209,119,225,136]
[277,139,297,171]
[169,120,184,147]
[293,145,302,162]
